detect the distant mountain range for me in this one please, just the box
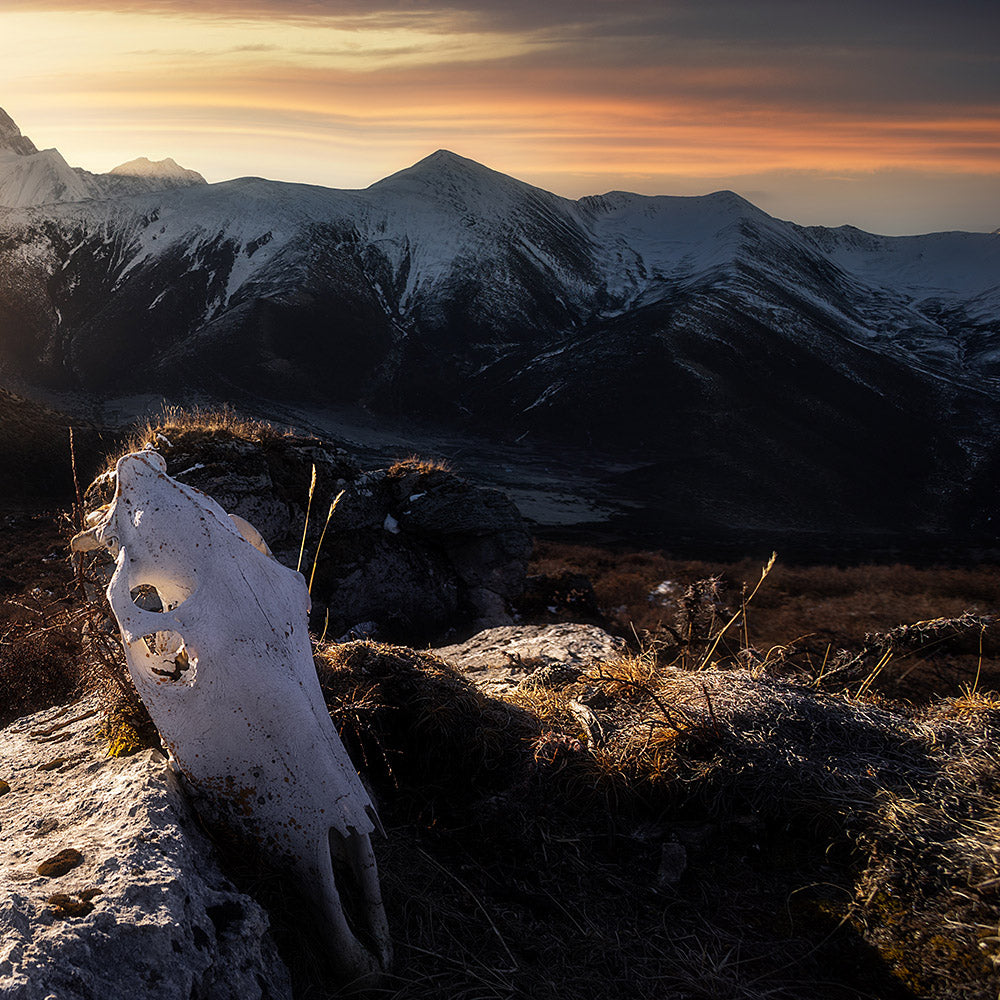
[0,108,206,208]
[1,107,997,555]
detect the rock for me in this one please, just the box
[84,431,355,562]
[35,849,84,878]
[0,699,292,1000]
[306,461,532,638]
[432,623,627,697]
[84,432,531,643]
[656,842,688,887]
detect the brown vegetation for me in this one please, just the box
[0,510,87,726]
[0,503,155,748]
[386,454,453,479]
[302,639,1000,1000]
[528,542,1000,700]
[101,403,282,476]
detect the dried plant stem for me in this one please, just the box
[68,427,86,594]
[698,551,776,670]
[308,489,344,596]
[856,648,893,697]
[415,847,519,972]
[970,624,985,696]
[296,463,317,574]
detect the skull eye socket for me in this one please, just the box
[128,581,194,614]
[130,584,164,612]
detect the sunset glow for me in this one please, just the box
[2,1,997,234]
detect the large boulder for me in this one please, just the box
[432,623,627,697]
[326,461,531,639]
[84,429,531,643]
[0,699,291,1000]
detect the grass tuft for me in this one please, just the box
[101,404,282,475]
[386,454,452,479]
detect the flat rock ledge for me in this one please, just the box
[432,623,627,697]
[0,699,291,1000]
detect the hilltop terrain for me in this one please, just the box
[2,413,998,999]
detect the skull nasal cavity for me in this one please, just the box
[328,829,378,957]
[139,628,196,685]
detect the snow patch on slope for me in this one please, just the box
[0,148,97,207]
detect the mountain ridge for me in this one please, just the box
[0,108,205,207]
[0,109,997,554]
[0,106,38,156]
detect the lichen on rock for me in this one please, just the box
[0,699,291,1000]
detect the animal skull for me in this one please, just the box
[72,449,391,979]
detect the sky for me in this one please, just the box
[1,0,997,235]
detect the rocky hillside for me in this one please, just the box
[2,416,999,999]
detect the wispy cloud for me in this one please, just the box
[1,1,996,233]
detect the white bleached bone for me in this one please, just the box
[72,449,391,979]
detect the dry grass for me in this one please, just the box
[529,542,1000,700]
[386,455,452,479]
[315,640,538,805]
[286,636,1000,999]
[311,637,1000,999]
[81,605,159,757]
[303,642,875,1000]
[0,501,157,752]
[530,542,1000,639]
[0,511,88,726]
[0,608,85,727]
[101,404,282,475]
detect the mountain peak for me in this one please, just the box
[0,107,38,156]
[371,149,508,191]
[422,149,468,167]
[109,156,206,185]
[414,149,476,168]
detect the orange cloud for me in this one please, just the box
[1,4,996,233]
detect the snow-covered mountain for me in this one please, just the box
[0,107,95,207]
[109,156,203,183]
[0,111,997,552]
[0,108,205,208]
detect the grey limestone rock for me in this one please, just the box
[432,623,627,697]
[0,107,38,156]
[0,699,291,1000]
[85,434,531,644]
